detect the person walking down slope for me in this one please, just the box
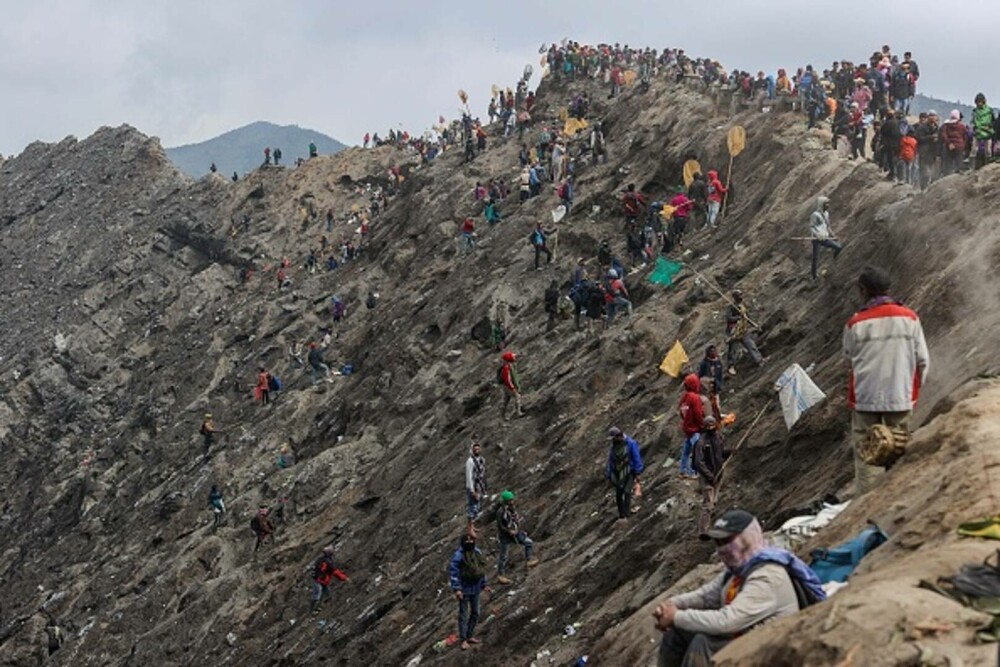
[692,417,727,536]
[308,343,331,385]
[530,222,554,270]
[208,484,225,528]
[605,427,645,520]
[725,290,766,376]
[495,490,539,584]
[499,351,524,420]
[251,505,274,552]
[809,196,842,280]
[450,533,491,651]
[843,266,929,496]
[465,439,488,531]
[678,374,705,480]
[652,509,826,667]
[310,545,348,613]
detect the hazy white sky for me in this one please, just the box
[1,0,995,155]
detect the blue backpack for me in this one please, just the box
[810,523,889,584]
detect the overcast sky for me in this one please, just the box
[2,0,996,156]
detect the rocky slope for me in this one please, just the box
[0,66,999,667]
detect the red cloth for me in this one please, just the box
[707,170,727,203]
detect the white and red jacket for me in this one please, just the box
[842,298,929,412]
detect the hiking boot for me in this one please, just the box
[497,575,513,585]
[526,558,540,568]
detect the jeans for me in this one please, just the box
[497,532,534,574]
[311,581,329,603]
[614,477,633,518]
[680,433,699,476]
[466,491,480,520]
[458,591,481,640]
[658,627,730,667]
[534,244,552,269]
[851,410,910,495]
[310,363,330,385]
[606,297,632,325]
[698,477,719,535]
[811,239,842,279]
[707,200,721,226]
[463,233,476,253]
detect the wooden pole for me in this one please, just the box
[721,153,735,219]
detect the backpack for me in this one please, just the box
[250,515,261,535]
[557,183,568,199]
[611,441,630,483]
[732,548,828,610]
[810,523,889,584]
[268,375,282,391]
[460,550,488,584]
[496,365,506,385]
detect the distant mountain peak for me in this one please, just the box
[165,121,346,177]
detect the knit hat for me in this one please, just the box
[502,351,517,362]
[501,490,515,503]
[950,109,960,121]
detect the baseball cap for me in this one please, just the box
[607,426,623,439]
[703,509,755,540]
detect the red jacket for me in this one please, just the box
[500,362,518,392]
[462,218,475,234]
[678,374,705,435]
[670,193,693,218]
[622,191,645,216]
[707,170,727,203]
[313,555,348,586]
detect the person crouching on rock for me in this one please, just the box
[652,509,826,666]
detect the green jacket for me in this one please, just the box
[973,105,995,140]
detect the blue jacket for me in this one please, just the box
[606,435,645,483]
[449,547,487,596]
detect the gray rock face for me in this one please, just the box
[0,72,998,667]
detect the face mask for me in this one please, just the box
[462,541,475,552]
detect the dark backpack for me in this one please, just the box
[460,550,488,584]
[611,441,630,483]
[496,365,506,385]
[268,375,282,391]
[250,516,261,535]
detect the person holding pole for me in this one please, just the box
[725,289,766,376]
[810,197,842,280]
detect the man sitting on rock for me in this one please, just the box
[652,509,826,666]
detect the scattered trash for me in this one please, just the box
[225,632,237,646]
[563,625,577,637]
[576,656,589,666]
[661,457,675,469]
[655,498,677,515]
[404,654,423,667]
[536,649,551,660]
[289,619,296,626]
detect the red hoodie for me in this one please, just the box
[707,170,727,203]
[678,374,705,435]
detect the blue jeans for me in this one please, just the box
[606,297,632,324]
[311,581,329,603]
[497,532,534,574]
[707,200,721,226]
[458,591,481,640]
[811,239,842,279]
[466,491,480,519]
[310,363,330,385]
[680,433,699,476]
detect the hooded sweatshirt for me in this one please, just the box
[679,374,705,435]
[809,197,833,240]
[707,170,727,203]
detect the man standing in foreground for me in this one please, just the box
[843,266,929,495]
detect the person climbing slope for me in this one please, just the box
[705,170,727,227]
[499,351,524,420]
[725,290,766,375]
[251,505,274,552]
[605,427,645,520]
[678,374,704,479]
[692,416,726,536]
[495,490,539,584]
[529,222,554,270]
[809,196,842,280]
[208,484,225,528]
[200,413,217,457]
[310,545,348,613]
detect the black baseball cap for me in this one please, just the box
[703,509,755,540]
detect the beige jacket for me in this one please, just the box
[672,563,798,637]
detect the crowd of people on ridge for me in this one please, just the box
[191,35,939,664]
